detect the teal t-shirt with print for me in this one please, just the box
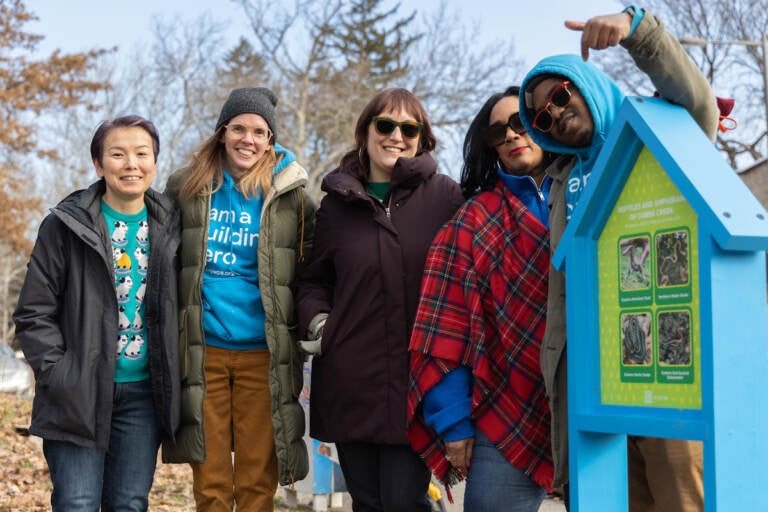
[102,201,150,382]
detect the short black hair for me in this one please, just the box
[90,115,160,165]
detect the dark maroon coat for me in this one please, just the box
[297,152,464,445]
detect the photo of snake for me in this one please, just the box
[657,311,691,365]
[656,231,689,287]
[621,312,652,365]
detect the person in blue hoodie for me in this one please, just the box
[518,7,719,511]
[164,87,313,511]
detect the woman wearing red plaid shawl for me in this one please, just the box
[407,87,554,511]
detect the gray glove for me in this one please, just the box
[299,313,327,355]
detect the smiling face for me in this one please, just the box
[220,113,272,178]
[93,126,156,214]
[530,77,594,148]
[489,95,546,179]
[366,106,420,182]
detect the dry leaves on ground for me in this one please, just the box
[0,393,307,511]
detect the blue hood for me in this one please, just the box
[273,142,296,174]
[520,54,625,159]
[520,54,625,217]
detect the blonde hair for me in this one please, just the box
[179,126,276,200]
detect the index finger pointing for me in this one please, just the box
[564,20,590,60]
[565,20,586,31]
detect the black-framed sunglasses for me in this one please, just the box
[484,112,527,147]
[371,116,423,139]
[532,80,572,133]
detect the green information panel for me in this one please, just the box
[597,148,701,409]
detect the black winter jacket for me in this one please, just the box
[296,152,464,444]
[14,181,181,451]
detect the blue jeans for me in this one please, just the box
[43,379,161,512]
[464,429,546,512]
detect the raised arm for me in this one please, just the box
[567,8,719,140]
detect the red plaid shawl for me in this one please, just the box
[407,181,553,489]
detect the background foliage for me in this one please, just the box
[2,0,765,346]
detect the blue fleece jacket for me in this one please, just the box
[202,145,296,350]
[519,54,626,221]
[497,169,552,228]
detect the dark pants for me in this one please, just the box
[336,442,431,512]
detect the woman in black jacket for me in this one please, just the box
[297,88,464,512]
[14,115,181,511]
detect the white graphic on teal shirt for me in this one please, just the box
[111,220,128,246]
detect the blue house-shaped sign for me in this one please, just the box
[553,96,768,511]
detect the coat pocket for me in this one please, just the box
[38,350,98,440]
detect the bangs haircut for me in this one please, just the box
[339,88,437,181]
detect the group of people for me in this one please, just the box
[12,6,718,512]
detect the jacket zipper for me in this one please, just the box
[373,195,392,218]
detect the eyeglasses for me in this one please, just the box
[484,112,527,147]
[532,80,572,133]
[225,124,272,143]
[371,116,423,139]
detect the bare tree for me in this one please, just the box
[233,0,365,194]
[128,14,231,185]
[232,0,521,193]
[33,13,257,206]
[0,0,110,252]
[0,0,111,342]
[405,1,523,175]
[590,0,768,169]
[61,13,232,189]
[0,238,26,347]
[34,58,117,207]
[53,0,524,201]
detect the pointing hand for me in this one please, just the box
[565,12,632,61]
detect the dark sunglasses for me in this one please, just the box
[371,116,423,139]
[484,112,527,147]
[532,80,572,133]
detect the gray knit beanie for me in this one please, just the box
[215,87,278,141]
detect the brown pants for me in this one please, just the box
[192,347,278,512]
[628,436,703,512]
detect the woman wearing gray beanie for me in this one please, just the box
[164,86,313,511]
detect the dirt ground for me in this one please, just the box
[0,393,308,511]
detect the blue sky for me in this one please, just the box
[26,0,625,181]
[30,0,623,70]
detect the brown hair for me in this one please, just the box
[339,88,437,182]
[178,126,275,200]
